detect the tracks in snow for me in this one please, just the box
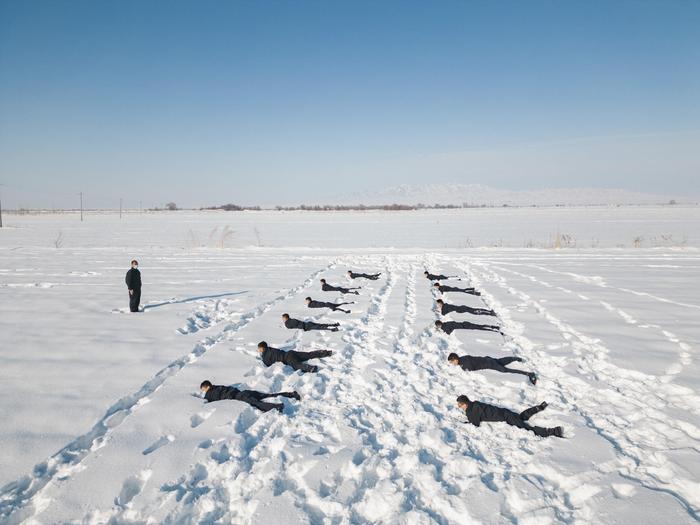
[492,263,695,384]
[0,261,336,525]
[4,252,698,524]
[150,255,598,523]
[459,259,700,519]
[495,261,700,310]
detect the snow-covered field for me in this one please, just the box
[1,209,699,524]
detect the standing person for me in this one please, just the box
[125,259,142,312]
[199,380,300,413]
[456,395,563,438]
[448,353,537,385]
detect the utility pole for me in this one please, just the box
[119,197,123,219]
[79,192,83,221]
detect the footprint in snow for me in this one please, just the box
[190,410,214,428]
[114,469,152,508]
[142,434,175,455]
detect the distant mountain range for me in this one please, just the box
[323,184,677,207]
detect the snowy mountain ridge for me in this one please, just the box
[325,183,676,206]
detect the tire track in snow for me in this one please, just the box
[0,261,337,525]
[462,260,700,520]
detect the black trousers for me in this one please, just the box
[454,322,501,334]
[330,302,353,312]
[236,390,297,412]
[502,405,555,437]
[129,288,141,312]
[446,287,479,295]
[478,357,530,378]
[304,322,338,331]
[449,305,496,316]
[288,350,332,372]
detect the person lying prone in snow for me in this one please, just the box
[347,270,381,280]
[258,340,332,373]
[305,296,353,314]
[320,278,360,295]
[457,395,563,438]
[199,380,300,413]
[283,313,340,332]
[435,319,501,335]
[448,352,537,385]
[433,282,480,296]
[424,270,460,281]
[436,299,495,317]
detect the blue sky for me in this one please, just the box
[1,0,698,208]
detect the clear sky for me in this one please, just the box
[1,0,698,208]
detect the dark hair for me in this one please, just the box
[258,341,268,349]
[200,380,212,389]
[457,395,470,405]
[447,353,459,361]
[305,297,312,301]
[423,270,429,274]
[434,320,442,326]
[320,278,326,282]
[433,282,440,286]
[282,313,289,318]
[347,270,351,273]
[131,259,138,265]
[436,299,444,304]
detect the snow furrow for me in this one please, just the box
[496,261,700,310]
[491,264,696,385]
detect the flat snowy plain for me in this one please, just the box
[1,207,699,524]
